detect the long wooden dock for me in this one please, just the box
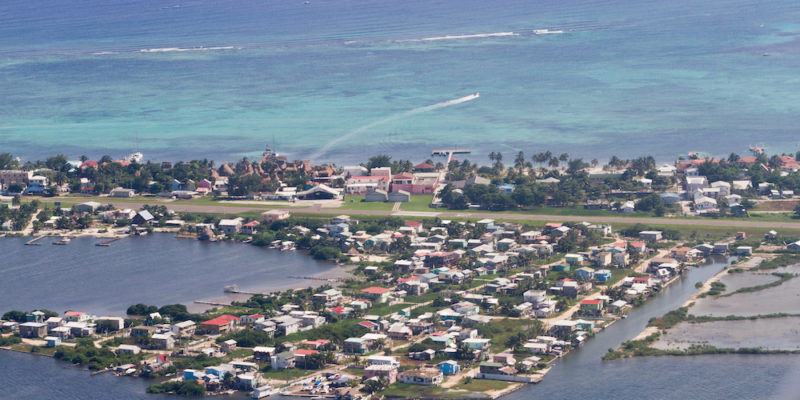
[432,149,472,156]
[95,237,121,247]
[25,236,46,246]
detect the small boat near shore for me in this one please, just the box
[53,237,71,245]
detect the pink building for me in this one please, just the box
[391,172,439,194]
[364,364,398,383]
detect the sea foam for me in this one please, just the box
[398,32,518,43]
[138,46,238,53]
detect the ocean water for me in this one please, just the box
[1,0,800,164]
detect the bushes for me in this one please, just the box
[647,307,689,330]
[171,354,224,371]
[216,329,274,348]
[0,335,21,346]
[147,380,205,397]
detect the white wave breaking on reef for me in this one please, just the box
[309,93,479,160]
[397,32,518,43]
[138,46,239,53]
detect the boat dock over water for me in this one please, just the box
[96,237,121,247]
[25,236,46,246]
[431,149,471,157]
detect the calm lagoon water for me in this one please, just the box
[2,0,800,163]
[0,234,337,316]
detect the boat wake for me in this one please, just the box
[397,32,518,43]
[309,93,479,160]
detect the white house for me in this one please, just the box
[218,218,243,234]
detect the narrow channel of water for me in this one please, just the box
[504,256,800,400]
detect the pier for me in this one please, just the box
[194,300,231,307]
[25,236,46,246]
[288,275,343,282]
[95,237,121,247]
[432,149,471,168]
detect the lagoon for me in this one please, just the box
[0,234,338,316]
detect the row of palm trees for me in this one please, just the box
[489,150,602,174]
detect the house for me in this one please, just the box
[131,326,155,338]
[293,349,319,368]
[19,322,47,338]
[218,218,243,234]
[595,269,612,282]
[200,315,239,334]
[593,251,612,267]
[492,353,516,365]
[313,289,343,307]
[151,333,175,349]
[253,346,277,362]
[118,344,141,355]
[523,290,548,305]
[629,242,646,253]
[462,338,491,350]
[388,190,411,203]
[360,287,393,303]
[620,201,635,213]
[261,210,290,224]
[45,336,61,347]
[439,360,461,376]
[399,367,444,386]
[96,317,125,332]
[737,246,753,256]
[413,162,436,173]
[686,176,709,194]
[364,190,389,202]
[241,221,259,235]
[171,320,196,337]
[345,176,390,195]
[131,210,154,225]
[575,267,594,281]
[694,196,718,213]
[523,342,549,354]
[639,231,663,242]
[64,311,89,323]
[565,254,583,266]
[270,351,295,370]
[74,202,101,214]
[365,364,399,383]
[343,165,369,178]
[580,299,603,316]
[343,337,367,354]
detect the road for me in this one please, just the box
[36,197,800,229]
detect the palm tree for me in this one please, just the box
[591,158,599,168]
[548,158,559,168]
[558,153,569,162]
[514,151,526,173]
[489,152,496,164]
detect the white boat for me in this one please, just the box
[53,237,71,245]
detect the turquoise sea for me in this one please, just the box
[2,0,800,164]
